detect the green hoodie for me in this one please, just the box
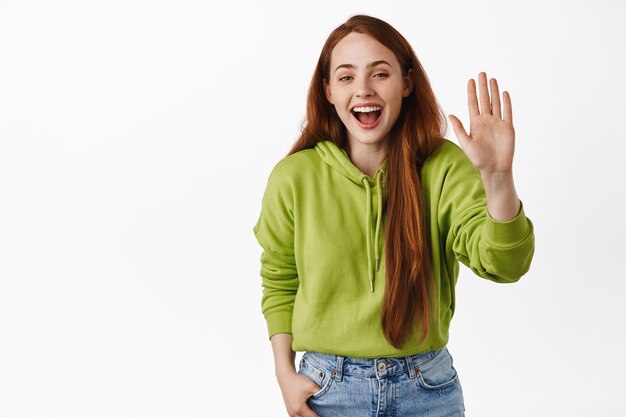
[253,139,535,358]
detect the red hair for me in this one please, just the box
[288,15,447,349]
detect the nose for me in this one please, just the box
[355,76,374,98]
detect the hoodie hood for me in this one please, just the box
[315,140,387,292]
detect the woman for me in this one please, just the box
[253,14,535,417]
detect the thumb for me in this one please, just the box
[448,114,470,148]
[301,404,321,417]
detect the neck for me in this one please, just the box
[345,137,389,178]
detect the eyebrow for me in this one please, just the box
[334,60,393,73]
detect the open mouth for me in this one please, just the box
[351,106,383,128]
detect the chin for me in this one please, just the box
[348,131,390,146]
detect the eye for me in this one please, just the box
[374,73,389,78]
[339,76,352,81]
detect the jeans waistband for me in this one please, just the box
[300,346,448,382]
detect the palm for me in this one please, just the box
[449,72,515,176]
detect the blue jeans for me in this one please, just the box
[297,346,465,417]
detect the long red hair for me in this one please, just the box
[287,15,447,349]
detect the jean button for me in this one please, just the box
[377,362,386,372]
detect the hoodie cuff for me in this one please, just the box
[266,310,293,340]
[484,200,532,247]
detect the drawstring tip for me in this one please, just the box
[375,258,380,271]
[370,280,374,292]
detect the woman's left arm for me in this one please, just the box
[448,71,521,222]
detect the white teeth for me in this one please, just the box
[352,106,382,113]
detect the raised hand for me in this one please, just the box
[448,72,515,177]
[448,71,521,222]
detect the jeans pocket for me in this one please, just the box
[298,353,334,399]
[415,348,459,391]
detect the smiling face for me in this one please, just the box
[323,32,413,150]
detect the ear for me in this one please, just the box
[323,78,334,104]
[403,68,414,97]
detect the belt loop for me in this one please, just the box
[334,355,344,381]
[405,355,417,379]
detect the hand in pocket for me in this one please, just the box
[277,370,322,417]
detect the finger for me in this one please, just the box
[467,78,480,119]
[467,78,480,118]
[490,78,501,119]
[478,72,491,115]
[503,91,513,124]
[300,405,320,417]
[308,381,321,394]
[448,114,470,147]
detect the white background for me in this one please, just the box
[1,0,625,416]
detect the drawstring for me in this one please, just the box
[362,177,373,292]
[374,173,382,273]
[361,172,383,292]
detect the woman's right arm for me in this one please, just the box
[254,162,320,415]
[270,332,321,417]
